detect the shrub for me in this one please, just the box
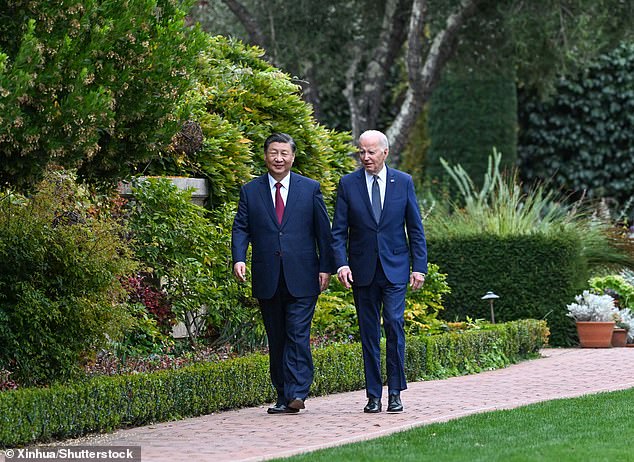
[150,35,356,207]
[589,274,634,308]
[124,178,263,349]
[0,170,137,386]
[0,319,548,447]
[0,0,206,190]
[313,263,451,340]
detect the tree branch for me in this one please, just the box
[358,0,411,132]
[343,50,363,141]
[387,0,483,159]
[220,0,267,49]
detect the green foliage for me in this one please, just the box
[518,41,634,220]
[0,170,137,386]
[313,264,451,340]
[424,151,633,345]
[0,0,205,190]
[404,264,452,335]
[0,319,547,447]
[312,287,358,343]
[589,274,634,309]
[124,178,263,348]
[428,233,586,347]
[113,302,174,358]
[425,77,517,187]
[431,149,573,237]
[153,35,355,207]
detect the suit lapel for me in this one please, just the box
[354,169,374,220]
[383,167,397,224]
[257,174,279,226]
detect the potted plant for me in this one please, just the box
[567,291,618,348]
[613,307,633,347]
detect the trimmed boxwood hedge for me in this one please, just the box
[0,319,548,447]
[428,233,586,347]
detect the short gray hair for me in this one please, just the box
[359,130,389,150]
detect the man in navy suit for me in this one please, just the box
[232,133,333,414]
[332,130,427,413]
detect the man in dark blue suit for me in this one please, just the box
[332,130,427,413]
[232,133,333,414]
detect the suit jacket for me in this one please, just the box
[232,172,333,299]
[331,166,427,286]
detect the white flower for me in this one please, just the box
[615,307,634,342]
[566,290,618,322]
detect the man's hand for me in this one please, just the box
[233,262,247,282]
[409,272,425,291]
[337,267,354,289]
[319,272,330,292]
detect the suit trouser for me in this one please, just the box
[258,271,317,402]
[353,260,408,399]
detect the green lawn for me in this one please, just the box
[275,388,634,462]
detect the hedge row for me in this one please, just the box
[0,319,548,447]
[428,233,586,347]
[426,76,518,188]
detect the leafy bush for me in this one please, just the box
[0,170,137,386]
[124,178,263,349]
[112,302,174,359]
[404,263,452,335]
[0,319,548,447]
[589,274,634,308]
[0,0,206,190]
[313,263,451,340]
[151,35,356,207]
[122,275,175,336]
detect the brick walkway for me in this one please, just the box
[5,348,634,461]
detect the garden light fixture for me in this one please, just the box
[481,291,500,324]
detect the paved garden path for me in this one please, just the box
[7,348,634,461]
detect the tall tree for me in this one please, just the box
[193,0,633,159]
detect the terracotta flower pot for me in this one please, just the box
[612,328,628,347]
[575,321,615,348]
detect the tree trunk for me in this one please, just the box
[220,0,267,49]
[387,0,482,161]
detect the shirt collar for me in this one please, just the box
[364,165,387,183]
[268,172,291,189]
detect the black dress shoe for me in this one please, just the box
[267,402,299,414]
[387,393,403,413]
[364,397,382,413]
[287,397,305,410]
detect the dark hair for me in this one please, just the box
[264,133,296,153]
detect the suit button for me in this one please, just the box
[279,232,283,236]
[275,251,281,256]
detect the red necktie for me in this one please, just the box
[274,182,284,224]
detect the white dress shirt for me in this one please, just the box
[365,166,386,208]
[268,173,290,205]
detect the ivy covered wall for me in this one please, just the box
[518,42,634,219]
